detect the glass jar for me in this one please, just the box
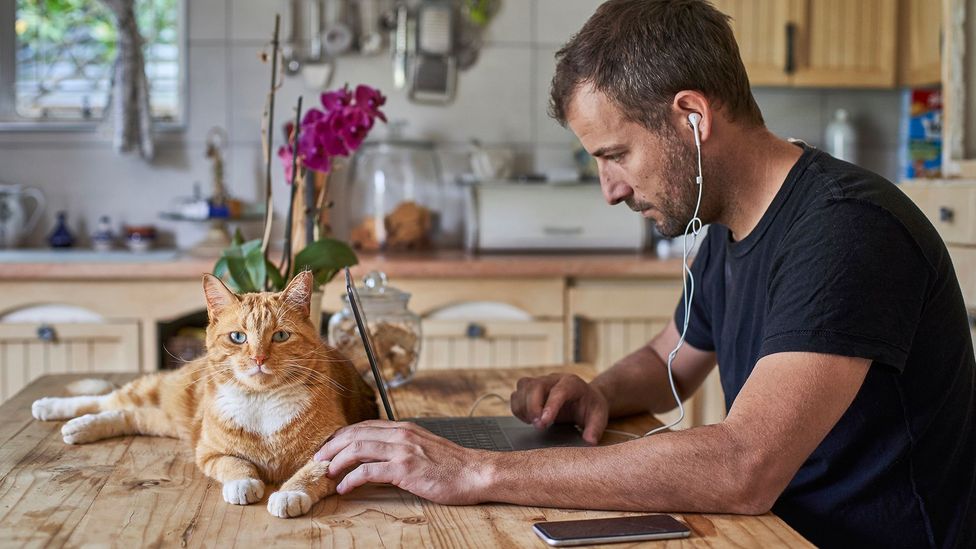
[347,124,457,250]
[327,271,422,388]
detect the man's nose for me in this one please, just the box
[601,172,633,205]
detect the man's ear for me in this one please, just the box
[282,270,313,317]
[203,274,239,320]
[672,90,712,143]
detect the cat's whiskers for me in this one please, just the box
[276,361,355,397]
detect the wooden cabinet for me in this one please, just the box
[569,279,727,429]
[0,321,139,401]
[901,181,976,353]
[420,320,564,369]
[793,0,899,87]
[712,0,803,86]
[899,0,942,86]
[715,0,906,88]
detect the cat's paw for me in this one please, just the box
[61,411,124,444]
[222,478,264,505]
[32,397,72,421]
[267,490,313,518]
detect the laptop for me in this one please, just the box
[345,268,587,451]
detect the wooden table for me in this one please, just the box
[0,366,811,548]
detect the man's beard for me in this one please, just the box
[626,123,701,238]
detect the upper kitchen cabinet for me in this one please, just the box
[899,0,943,87]
[711,0,804,86]
[716,0,901,88]
[943,0,976,177]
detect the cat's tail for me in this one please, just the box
[64,378,116,396]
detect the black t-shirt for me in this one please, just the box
[675,144,976,548]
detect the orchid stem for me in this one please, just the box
[281,96,303,282]
[259,14,281,289]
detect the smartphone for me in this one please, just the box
[532,514,692,546]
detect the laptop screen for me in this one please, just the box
[345,267,398,421]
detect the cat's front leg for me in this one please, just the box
[267,460,334,518]
[197,449,265,505]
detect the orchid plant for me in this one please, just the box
[214,83,387,294]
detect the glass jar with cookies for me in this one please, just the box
[327,270,421,388]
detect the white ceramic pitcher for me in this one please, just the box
[0,183,46,248]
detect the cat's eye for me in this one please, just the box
[229,331,247,344]
[272,330,290,343]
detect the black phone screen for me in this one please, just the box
[533,514,691,541]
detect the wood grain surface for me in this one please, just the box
[0,367,812,548]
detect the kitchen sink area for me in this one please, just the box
[0,249,183,263]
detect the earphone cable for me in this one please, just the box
[644,120,704,437]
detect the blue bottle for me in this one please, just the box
[48,211,75,248]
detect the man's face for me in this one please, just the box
[566,86,699,238]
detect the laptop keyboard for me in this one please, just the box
[411,417,514,451]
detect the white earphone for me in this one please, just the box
[644,111,706,437]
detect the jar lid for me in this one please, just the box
[346,270,412,309]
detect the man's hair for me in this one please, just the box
[549,0,764,131]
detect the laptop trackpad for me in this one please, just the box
[496,416,589,450]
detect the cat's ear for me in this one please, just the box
[282,270,313,317]
[202,274,239,319]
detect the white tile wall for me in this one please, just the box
[0,0,907,250]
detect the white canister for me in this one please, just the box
[824,108,858,164]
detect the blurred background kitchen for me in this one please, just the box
[0,0,971,428]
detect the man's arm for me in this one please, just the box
[484,352,869,513]
[591,318,717,417]
[506,319,716,444]
[318,351,869,514]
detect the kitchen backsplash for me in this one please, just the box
[0,0,903,249]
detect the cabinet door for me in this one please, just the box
[419,320,564,369]
[0,321,140,403]
[899,0,942,86]
[569,280,726,429]
[712,0,804,86]
[792,0,899,87]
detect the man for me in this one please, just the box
[315,1,976,546]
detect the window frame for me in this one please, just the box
[0,0,188,132]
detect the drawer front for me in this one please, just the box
[902,184,976,245]
[0,321,140,403]
[418,320,564,369]
[949,245,976,307]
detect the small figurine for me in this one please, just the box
[48,211,75,248]
[92,216,115,252]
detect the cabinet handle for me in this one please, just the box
[785,22,797,74]
[37,324,56,342]
[465,323,486,339]
[939,206,954,223]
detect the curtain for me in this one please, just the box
[99,0,154,160]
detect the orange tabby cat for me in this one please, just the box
[31,271,378,518]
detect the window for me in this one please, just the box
[0,0,183,125]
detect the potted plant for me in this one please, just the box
[212,19,387,332]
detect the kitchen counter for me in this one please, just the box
[0,249,686,280]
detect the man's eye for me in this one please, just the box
[272,330,290,343]
[229,331,247,344]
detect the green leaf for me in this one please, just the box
[245,244,267,291]
[223,250,257,293]
[213,256,229,280]
[231,228,246,247]
[292,238,358,286]
[266,259,286,291]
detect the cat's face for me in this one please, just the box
[202,272,320,390]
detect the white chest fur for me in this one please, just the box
[213,384,310,437]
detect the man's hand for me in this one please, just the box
[509,374,609,444]
[313,420,490,505]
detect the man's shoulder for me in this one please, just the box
[784,151,944,270]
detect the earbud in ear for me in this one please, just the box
[688,112,702,127]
